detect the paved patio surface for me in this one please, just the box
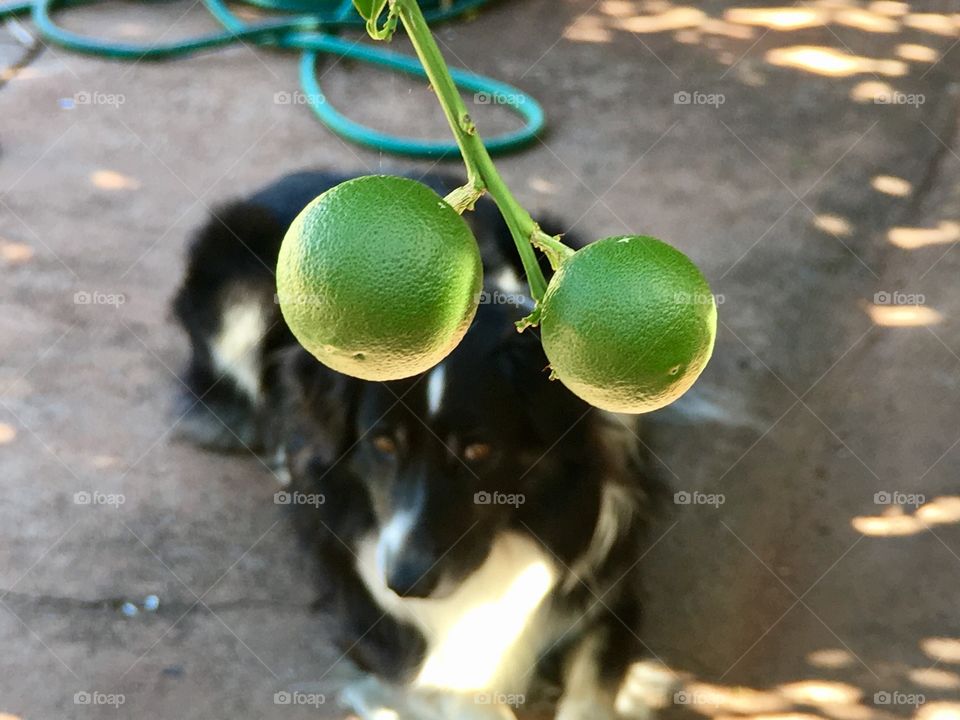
[2,1,960,718]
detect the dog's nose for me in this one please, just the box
[385,555,438,598]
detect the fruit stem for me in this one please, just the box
[391,0,562,302]
[443,184,484,214]
[532,227,575,270]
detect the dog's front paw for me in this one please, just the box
[556,692,620,720]
[612,660,679,720]
[340,675,443,720]
[342,677,517,720]
[426,691,518,720]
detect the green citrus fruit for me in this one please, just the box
[539,235,717,414]
[276,175,482,381]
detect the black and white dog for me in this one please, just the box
[173,170,665,720]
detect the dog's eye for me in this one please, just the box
[372,434,397,455]
[464,442,492,463]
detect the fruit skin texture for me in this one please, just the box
[276,175,482,381]
[539,235,717,414]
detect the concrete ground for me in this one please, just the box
[2,0,960,718]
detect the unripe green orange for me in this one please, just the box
[539,235,716,413]
[276,175,482,380]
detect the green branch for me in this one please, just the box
[385,0,573,304]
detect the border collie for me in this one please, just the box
[172,170,665,720]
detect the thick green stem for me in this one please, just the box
[391,0,560,302]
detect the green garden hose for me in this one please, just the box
[0,0,544,157]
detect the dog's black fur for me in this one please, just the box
[173,170,663,719]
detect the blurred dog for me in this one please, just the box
[173,170,663,720]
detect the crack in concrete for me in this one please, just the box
[0,589,313,614]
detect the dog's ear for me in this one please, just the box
[270,347,360,468]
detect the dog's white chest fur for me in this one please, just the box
[355,531,558,695]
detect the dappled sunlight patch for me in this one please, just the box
[90,454,121,469]
[555,0,955,84]
[808,648,856,669]
[717,50,738,65]
[865,303,943,327]
[0,239,33,264]
[850,507,923,537]
[765,46,907,77]
[528,176,560,194]
[814,214,854,237]
[776,682,874,720]
[908,667,960,690]
[675,29,701,44]
[714,713,823,720]
[701,18,757,39]
[902,14,957,37]
[869,1,909,17]
[612,7,707,33]
[896,44,939,63]
[90,169,142,191]
[915,702,960,720]
[724,4,897,32]
[680,682,790,715]
[811,0,859,7]
[778,681,862,706]
[648,672,953,720]
[834,8,900,33]
[0,423,16,445]
[872,175,912,197]
[852,511,924,536]
[563,15,615,43]
[599,0,636,18]
[818,704,877,720]
[853,497,960,537]
[921,637,960,664]
[915,496,960,525]
[888,221,960,249]
[850,80,896,103]
[725,7,825,30]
